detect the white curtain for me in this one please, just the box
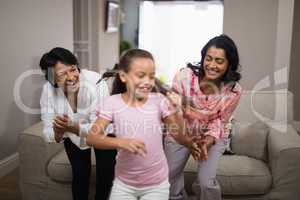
[139,1,224,84]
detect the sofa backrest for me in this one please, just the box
[233,90,293,125]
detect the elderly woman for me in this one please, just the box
[39,47,116,200]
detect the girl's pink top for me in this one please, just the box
[95,93,174,187]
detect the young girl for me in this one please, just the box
[86,49,199,200]
[165,34,242,200]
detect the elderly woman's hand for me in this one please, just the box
[53,115,79,137]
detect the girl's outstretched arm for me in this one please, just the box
[86,118,147,157]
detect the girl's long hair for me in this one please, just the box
[98,49,160,95]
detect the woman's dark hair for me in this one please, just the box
[188,34,241,86]
[39,47,79,87]
[99,49,154,95]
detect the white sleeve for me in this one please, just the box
[40,84,56,143]
[97,80,114,134]
[78,79,111,144]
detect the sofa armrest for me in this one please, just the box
[18,122,64,185]
[268,124,300,200]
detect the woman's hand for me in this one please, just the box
[189,137,202,161]
[53,114,79,136]
[118,138,147,157]
[53,126,64,143]
[197,135,216,161]
[173,134,202,161]
[52,115,69,143]
[166,91,182,109]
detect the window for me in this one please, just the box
[139,1,224,84]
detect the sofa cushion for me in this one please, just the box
[184,155,272,195]
[47,149,96,183]
[231,121,269,161]
[217,155,272,195]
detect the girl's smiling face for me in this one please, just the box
[120,57,155,100]
[203,46,229,82]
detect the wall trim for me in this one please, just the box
[0,153,19,179]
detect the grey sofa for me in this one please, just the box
[19,91,300,200]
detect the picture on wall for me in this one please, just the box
[105,1,120,33]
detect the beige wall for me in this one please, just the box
[223,0,294,91]
[223,0,279,91]
[274,0,294,73]
[90,0,100,70]
[79,0,120,72]
[73,0,119,72]
[0,0,73,161]
[98,0,120,71]
[223,0,295,123]
[289,0,300,121]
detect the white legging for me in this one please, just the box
[109,178,170,200]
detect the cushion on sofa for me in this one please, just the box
[231,121,269,161]
[217,155,272,195]
[47,149,97,183]
[184,155,272,195]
